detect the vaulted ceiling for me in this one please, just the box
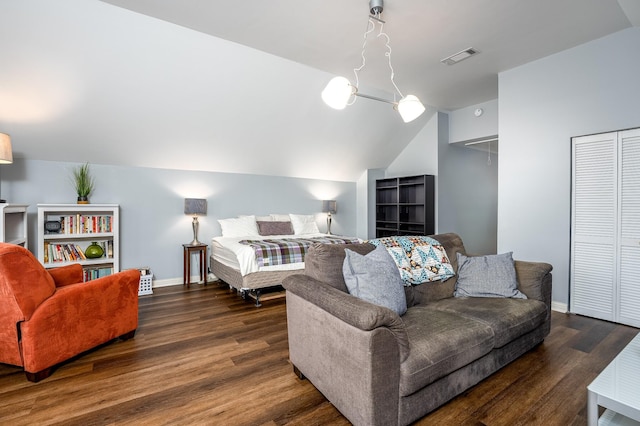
[0,0,637,181]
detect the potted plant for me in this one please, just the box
[71,163,95,204]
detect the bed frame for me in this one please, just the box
[210,258,303,307]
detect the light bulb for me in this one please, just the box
[321,77,354,110]
[397,95,426,123]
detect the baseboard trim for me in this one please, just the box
[151,274,219,289]
[551,301,568,313]
[153,278,183,288]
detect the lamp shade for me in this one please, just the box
[397,95,426,123]
[322,200,337,214]
[321,77,353,110]
[0,133,13,164]
[184,198,207,216]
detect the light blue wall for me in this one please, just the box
[3,159,356,282]
[498,27,640,307]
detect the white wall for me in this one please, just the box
[356,168,385,240]
[4,159,356,284]
[385,114,439,178]
[0,0,427,183]
[498,27,640,307]
[449,99,499,143]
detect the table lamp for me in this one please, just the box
[322,200,337,235]
[184,198,207,245]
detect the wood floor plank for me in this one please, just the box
[1,281,637,425]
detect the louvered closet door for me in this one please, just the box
[618,128,640,327]
[570,132,617,321]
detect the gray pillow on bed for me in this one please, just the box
[256,221,294,236]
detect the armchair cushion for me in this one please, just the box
[48,263,84,287]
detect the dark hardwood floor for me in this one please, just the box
[0,282,637,425]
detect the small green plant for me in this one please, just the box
[71,163,95,200]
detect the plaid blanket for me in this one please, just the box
[239,236,360,267]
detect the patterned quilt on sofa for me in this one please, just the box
[368,236,455,286]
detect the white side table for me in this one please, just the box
[588,333,640,425]
[0,203,28,248]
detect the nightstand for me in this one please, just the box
[182,243,208,286]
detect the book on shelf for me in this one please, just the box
[83,266,114,282]
[56,214,113,234]
[45,243,109,264]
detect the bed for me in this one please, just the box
[210,214,360,306]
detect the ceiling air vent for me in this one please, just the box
[441,48,479,65]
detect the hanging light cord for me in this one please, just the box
[376,14,404,100]
[351,10,404,105]
[350,18,375,105]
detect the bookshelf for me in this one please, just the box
[0,204,28,248]
[37,204,119,281]
[375,175,435,238]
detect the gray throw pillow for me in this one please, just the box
[256,220,294,236]
[342,244,407,315]
[454,252,527,299]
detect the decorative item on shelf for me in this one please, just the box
[320,0,426,123]
[44,220,62,234]
[0,133,14,203]
[85,242,104,259]
[71,163,95,204]
[184,198,207,245]
[322,200,337,235]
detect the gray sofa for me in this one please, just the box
[282,233,552,426]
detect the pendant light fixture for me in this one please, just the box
[321,0,425,123]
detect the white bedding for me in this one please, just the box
[211,233,329,276]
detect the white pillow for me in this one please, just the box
[270,214,291,222]
[255,215,272,222]
[218,216,260,238]
[289,214,320,234]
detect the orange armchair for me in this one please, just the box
[0,243,140,382]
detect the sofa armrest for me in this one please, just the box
[284,286,402,426]
[283,274,409,361]
[515,260,553,332]
[48,263,84,287]
[514,260,552,302]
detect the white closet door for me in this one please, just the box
[570,132,617,321]
[618,129,640,327]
